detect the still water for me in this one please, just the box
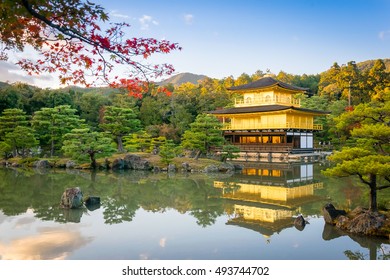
[0,162,389,260]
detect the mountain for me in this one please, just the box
[158,72,208,86]
[356,58,390,72]
[0,81,10,88]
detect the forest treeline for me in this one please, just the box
[0,59,389,165]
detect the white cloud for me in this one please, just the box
[0,61,56,88]
[0,61,35,84]
[379,30,390,40]
[184,14,194,25]
[110,10,129,19]
[139,15,159,30]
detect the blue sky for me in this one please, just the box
[100,0,390,78]
[1,0,390,87]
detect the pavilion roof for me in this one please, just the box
[228,76,309,92]
[209,105,329,115]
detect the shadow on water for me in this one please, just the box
[323,223,390,260]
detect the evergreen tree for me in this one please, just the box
[123,131,152,152]
[181,114,224,159]
[62,128,116,169]
[366,59,390,100]
[0,108,29,140]
[323,92,390,212]
[159,140,182,165]
[5,126,38,157]
[99,106,142,152]
[32,105,84,156]
[220,144,240,162]
[0,141,12,159]
[74,92,111,127]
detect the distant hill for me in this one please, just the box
[63,85,120,96]
[356,58,390,72]
[158,72,208,86]
[0,81,10,88]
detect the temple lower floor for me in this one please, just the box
[223,130,315,153]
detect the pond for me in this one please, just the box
[0,162,389,260]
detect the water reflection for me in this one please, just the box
[0,210,93,260]
[214,162,324,238]
[0,164,389,260]
[323,222,390,260]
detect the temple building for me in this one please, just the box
[210,76,328,158]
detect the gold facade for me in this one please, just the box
[219,111,323,131]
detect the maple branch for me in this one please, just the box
[20,0,117,56]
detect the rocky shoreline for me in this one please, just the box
[0,153,244,173]
[322,203,390,240]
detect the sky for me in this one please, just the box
[1,0,390,88]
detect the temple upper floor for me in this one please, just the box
[228,76,308,108]
[234,90,301,107]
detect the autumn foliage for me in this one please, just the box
[0,0,180,95]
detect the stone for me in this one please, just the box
[153,166,161,172]
[217,162,235,173]
[85,196,101,211]
[33,160,50,168]
[322,203,347,225]
[168,163,176,172]
[294,215,306,231]
[325,205,390,238]
[181,162,191,172]
[346,209,385,235]
[233,164,244,171]
[123,154,151,170]
[204,164,219,173]
[111,158,125,170]
[85,196,100,205]
[66,160,76,169]
[60,187,84,209]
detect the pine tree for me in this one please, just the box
[99,106,141,152]
[62,128,116,169]
[0,108,29,140]
[181,114,224,159]
[32,105,84,156]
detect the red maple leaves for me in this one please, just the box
[1,0,181,97]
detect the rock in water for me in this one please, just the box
[85,196,101,211]
[60,187,83,208]
[294,215,306,231]
[322,203,347,225]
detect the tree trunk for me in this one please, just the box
[194,150,201,160]
[369,174,377,212]
[89,151,97,169]
[50,139,55,157]
[369,243,377,260]
[117,135,124,153]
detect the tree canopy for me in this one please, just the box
[0,0,181,94]
[32,105,83,156]
[62,128,116,168]
[323,92,390,211]
[181,114,224,159]
[99,106,141,152]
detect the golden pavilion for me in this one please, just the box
[210,76,328,156]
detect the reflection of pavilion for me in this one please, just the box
[214,163,323,237]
